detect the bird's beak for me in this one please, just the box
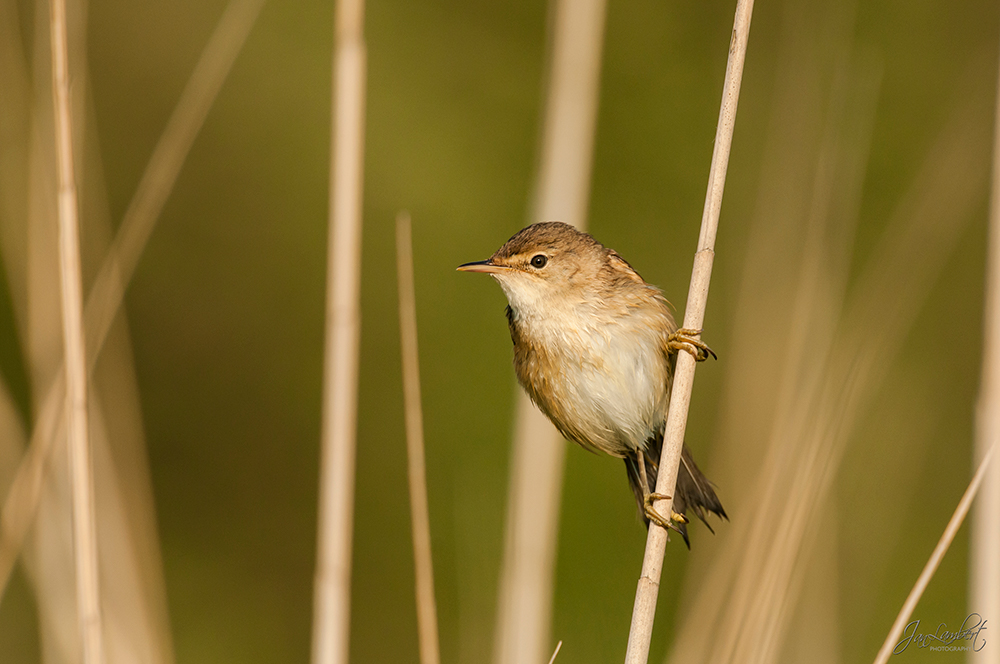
[457,260,508,274]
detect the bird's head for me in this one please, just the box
[457,222,614,315]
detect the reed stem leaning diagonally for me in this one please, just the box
[624,1,755,662]
[0,19,265,662]
[48,0,105,661]
[0,0,264,612]
[312,1,367,663]
[0,0,267,603]
[85,0,266,361]
[873,445,995,664]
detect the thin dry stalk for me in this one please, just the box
[672,100,988,664]
[0,2,176,660]
[969,38,1000,664]
[665,8,872,660]
[0,376,61,591]
[623,1,754,662]
[395,213,441,664]
[547,640,563,664]
[49,0,104,660]
[0,0,266,598]
[311,1,366,663]
[85,0,266,362]
[494,2,606,664]
[659,12,987,664]
[873,444,996,664]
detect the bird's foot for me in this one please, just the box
[667,328,716,362]
[643,492,688,535]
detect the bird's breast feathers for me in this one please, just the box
[509,302,671,457]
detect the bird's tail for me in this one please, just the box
[624,438,727,548]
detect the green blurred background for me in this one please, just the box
[1,0,998,662]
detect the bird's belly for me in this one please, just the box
[544,330,668,457]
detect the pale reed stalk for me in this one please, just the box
[311,1,366,663]
[85,0,267,363]
[3,4,181,661]
[667,93,988,664]
[49,0,104,660]
[395,213,441,664]
[547,641,563,664]
[969,34,1000,664]
[702,53,881,664]
[494,2,606,664]
[0,0,267,596]
[873,444,996,664]
[623,1,754,662]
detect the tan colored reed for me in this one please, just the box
[494,2,606,664]
[396,213,441,664]
[311,1,367,663]
[667,71,989,664]
[874,445,995,664]
[624,1,755,662]
[49,0,104,660]
[0,0,266,613]
[969,31,1000,664]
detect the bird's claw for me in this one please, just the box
[667,328,716,362]
[643,492,688,536]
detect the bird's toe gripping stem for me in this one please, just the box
[643,492,689,536]
[666,328,716,362]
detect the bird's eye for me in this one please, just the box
[530,254,548,268]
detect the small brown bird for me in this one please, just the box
[459,222,726,545]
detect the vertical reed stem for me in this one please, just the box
[624,1,754,662]
[49,0,105,661]
[969,30,1000,664]
[495,2,607,663]
[0,0,266,603]
[312,1,366,663]
[396,213,441,664]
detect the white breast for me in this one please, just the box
[552,317,668,455]
[508,288,670,456]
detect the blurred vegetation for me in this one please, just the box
[0,0,998,662]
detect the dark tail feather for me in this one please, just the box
[624,438,727,548]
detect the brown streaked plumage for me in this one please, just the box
[459,221,726,546]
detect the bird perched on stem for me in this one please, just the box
[458,222,726,546]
